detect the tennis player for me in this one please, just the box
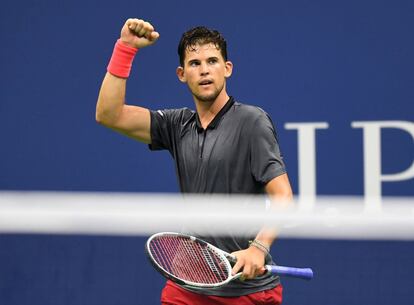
[96,18,293,305]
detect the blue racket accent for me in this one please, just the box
[265,265,313,280]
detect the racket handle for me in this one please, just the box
[265,265,314,280]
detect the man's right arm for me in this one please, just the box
[95,19,160,144]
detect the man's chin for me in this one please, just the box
[198,96,217,103]
[193,91,221,103]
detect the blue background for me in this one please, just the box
[1,0,413,304]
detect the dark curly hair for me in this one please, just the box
[177,26,228,67]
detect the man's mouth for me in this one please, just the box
[199,79,213,86]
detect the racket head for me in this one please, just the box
[145,232,234,288]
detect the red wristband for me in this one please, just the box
[107,39,138,78]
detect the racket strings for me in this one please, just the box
[151,237,208,282]
[149,236,230,284]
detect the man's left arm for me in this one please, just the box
[231,173,293,279]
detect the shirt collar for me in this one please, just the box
[195,96,235,131]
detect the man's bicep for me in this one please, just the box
[111,105,152,144]
[265,173,293,202]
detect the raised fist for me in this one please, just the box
[120,18,160,48]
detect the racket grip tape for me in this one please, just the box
[265,265,314,280]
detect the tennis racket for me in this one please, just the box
[145,232,313,288]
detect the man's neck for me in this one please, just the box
[194,91,230,129]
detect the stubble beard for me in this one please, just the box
[192,83,225,103]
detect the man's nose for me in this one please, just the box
[200,62,210,75]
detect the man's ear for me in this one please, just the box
[176,66,186,83]
[224,61,233,78]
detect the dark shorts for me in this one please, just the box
[161,280,283,305]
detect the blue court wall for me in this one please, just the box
[0,1,413,304]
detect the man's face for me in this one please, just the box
[176,43,233,103]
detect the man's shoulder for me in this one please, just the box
[153,107,195,122]
[232,100,269,121]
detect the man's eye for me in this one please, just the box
[190,62,199,66]
[208,59,217,64]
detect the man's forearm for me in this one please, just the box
[257,173,293,249]
[96,72,127,126]
[253,228,277,252]
[96,19,158,132]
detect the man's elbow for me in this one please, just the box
[271,188,293,204]
[95,110,105,125]
[95,105,114,127]
[265,174,293,203]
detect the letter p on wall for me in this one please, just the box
[351,121,414,203]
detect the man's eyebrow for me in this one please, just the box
[187,59,200,64]
[189,56,219,62]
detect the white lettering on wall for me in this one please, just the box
[284,122,329,209]
[284,120,414,208]
[351,121,414,208]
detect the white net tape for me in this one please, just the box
[0,191,413,240]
